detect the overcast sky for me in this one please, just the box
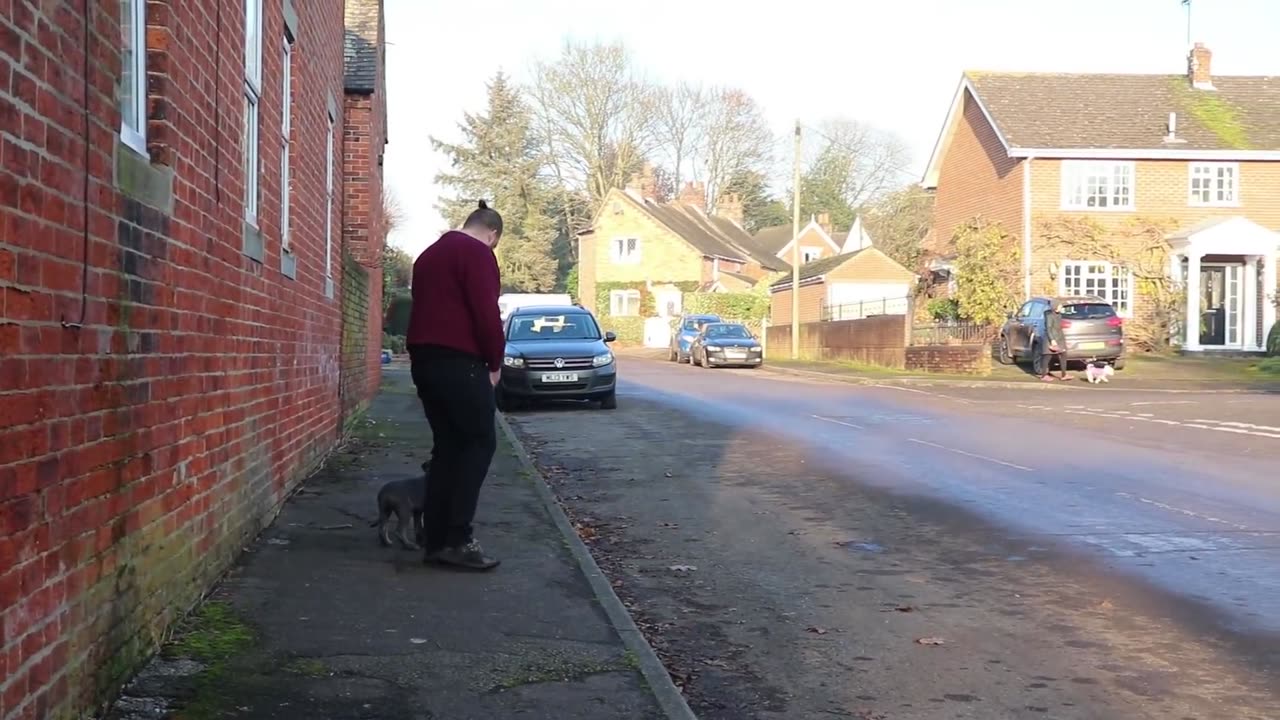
[382,0,1279,258]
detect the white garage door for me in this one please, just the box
[826,282,909,320]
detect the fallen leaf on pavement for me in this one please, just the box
[668,564,697,572]
[916,636,946,645]
[701,658,730,668]
[805,626,829,635]
[663,470,673,478]
[658,521,679,528]
[882,605,915,613]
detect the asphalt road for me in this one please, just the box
[506,356,1280,720]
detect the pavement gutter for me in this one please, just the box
[757,362,1269,394]
[496,414,700,720]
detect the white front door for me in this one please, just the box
[655,290,683,319]
[1199,263,1244,348]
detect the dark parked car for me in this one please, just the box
[669,313,722,363]
[998,295,1126,370]
[691,322,763,369]
[497,305,618,411]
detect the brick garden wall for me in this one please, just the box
[340,251,371,426]
[341,92,385,408]
[0,1,369,717]
[904,345,993,376]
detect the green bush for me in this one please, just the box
[384,291,412,337]
[683,292,770,320]
[1268,320,1280,356]
[383,334,406,355]
[926,298,961,322]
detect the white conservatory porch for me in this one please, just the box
[1167,217,1279,352]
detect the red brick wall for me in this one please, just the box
[930,88,1025,256]
[905,345,993,376]
[0,1,363,717]
[342,92,387,408]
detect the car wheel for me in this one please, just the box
[997,335,1015,365]
[599,390,617,410]
[1112,357,1126,371]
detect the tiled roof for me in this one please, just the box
[633,196,789,272]
[344,0,382,93]
[966,71,1280,151]
[769,250,866,288]
[753,224,847,255]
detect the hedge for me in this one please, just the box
[683,291,769,320]
[595,315,646,345]
[1268,320,1280,356]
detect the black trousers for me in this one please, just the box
[408,344,497,551]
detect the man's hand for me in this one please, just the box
[489,370,501,387]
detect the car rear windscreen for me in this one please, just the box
[1059,303,1116,319]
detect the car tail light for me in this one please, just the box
[1107,316,1123,327]
[1060,319,1072,329]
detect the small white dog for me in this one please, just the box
[1084,362,1115,384]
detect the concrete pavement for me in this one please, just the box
[108,368,672,720]
[507,356,1280,719]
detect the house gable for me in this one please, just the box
[587,188,704,285]
[775,220,842,259]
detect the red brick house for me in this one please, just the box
[0,0,387,716]
[924,43,1279,351]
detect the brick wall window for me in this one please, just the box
[243,0,264,226]
[609,289,641,316]
[120,0,148,154]
[1060,161,1134,211]
[610,237,640,264]
[1059,260,1133,317]
[1189,162,1238,207]
[280,38,294,249]
[325,109,336,292]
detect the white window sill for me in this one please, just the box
[1059,205,1135,213]
[1188,201,1240,209]
[120,126,148,158]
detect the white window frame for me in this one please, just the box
[610,237,640,264]
[280,38,294,250]
[243,0,264,227]
[1060,161,1135,211]
[120,0,147,155]
[1058,260,1134,318]
[609,289,641,317]
[325,110,336,286]
[1188,162,1238,207]
[801,247,822,263]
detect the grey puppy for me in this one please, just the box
[371,467,428,549]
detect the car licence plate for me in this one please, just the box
[1078,342,1105,350]
[725,351,747,359]
[541,372,578,383]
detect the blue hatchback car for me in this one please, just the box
[668,313,722,363]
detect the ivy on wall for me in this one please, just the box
[1038,215,1182,352]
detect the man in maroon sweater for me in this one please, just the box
[406,201,505,570]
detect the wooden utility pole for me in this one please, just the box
[790,120,802,359]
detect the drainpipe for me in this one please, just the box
[1022,156,1034,300]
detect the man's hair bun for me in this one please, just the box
[477,199,489,210]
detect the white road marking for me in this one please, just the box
[905,438,1034,472]
[1193,420,1280,434]
[1130,400,1198,407]
[1021,404,1280,440]
[1114,492,1252,531]
[810,414,865,430]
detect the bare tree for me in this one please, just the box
[528,41,659,211]
[809,118,911,209]
[654,83,706,189]
[698,88,774,211]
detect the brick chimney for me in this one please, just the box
[677,181,706,212]
[1188,42,1214,90]
[816,212,832,235]
[714,193,744,227]
[625,162,659,201]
